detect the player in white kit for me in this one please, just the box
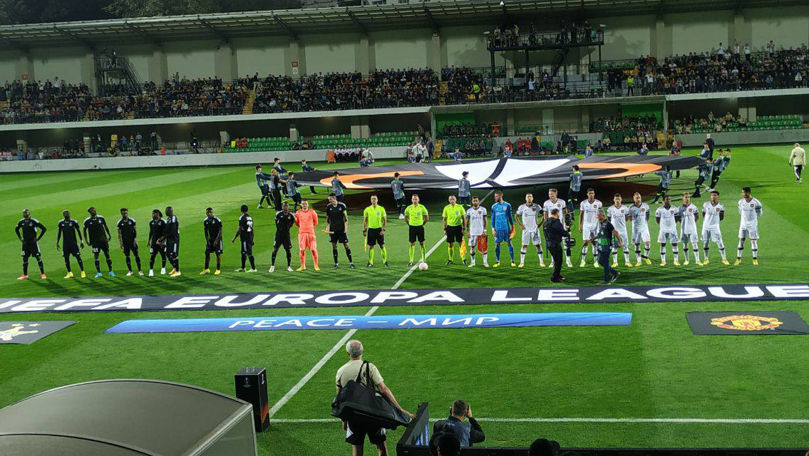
[655,194,680,266]
[678,192,702,266]
[516,193,544,267]
[465,195,489,267]
[607,194,632,267]
[579,188,603,267]
[735,187,762,265]
[542,188,573,268]
[701,190,729,265]
[627,192,652,266]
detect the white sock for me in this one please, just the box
[483,253,488,264]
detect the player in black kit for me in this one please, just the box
[202,207,223,275]
[15,209,47,280]
[161,206,181,277]
[270,202,295,273]
[56,210,85,279]
[117,208,143,276]
[325,193,355,268]
[148,209,167,276]
[83,207,114,278]
[231,204,256,272]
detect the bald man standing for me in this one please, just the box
[789,143,805,183]
[336,340,413,456]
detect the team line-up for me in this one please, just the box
[14,180,763,282]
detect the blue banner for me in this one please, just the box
[105,312,631,334]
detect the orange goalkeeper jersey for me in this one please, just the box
[295,209,318,234]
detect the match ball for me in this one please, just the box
[418,261,429,271]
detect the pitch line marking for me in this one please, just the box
[270,417,809,424]
[269,190,495,418]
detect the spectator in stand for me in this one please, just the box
[433,400,485,448]
[336,340,413,456]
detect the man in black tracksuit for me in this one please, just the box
[543,208,567,282]
[433,400,485,448]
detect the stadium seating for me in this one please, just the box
[311,131,418,149]
[223,136,299,153]
[673,114,803,134]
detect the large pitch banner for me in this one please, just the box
[2,284,808,314]
[105,312,632,334]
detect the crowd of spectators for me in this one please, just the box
[608,43,809,95]
[589,115,662,133]
[673,111,743,134]
[2,42,808,125]
[590,115,661,151]
[253,69,439,113]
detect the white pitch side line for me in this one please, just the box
[270,417,809,425]
[270,190,495,418]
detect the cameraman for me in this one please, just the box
[433,400,485,447]
[544,208,567,282]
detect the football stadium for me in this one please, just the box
[1,0,809,455]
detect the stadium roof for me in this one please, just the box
[0,0,805,49]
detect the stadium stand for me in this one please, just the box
[673,114,804,134]
[2,43,807,126]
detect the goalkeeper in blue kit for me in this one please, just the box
[491,190,515,267]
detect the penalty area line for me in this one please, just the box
[269,190,494,418]
[271,417,809,424]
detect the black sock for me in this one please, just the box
[76,256,83,270]
[161,254,166,268]
[205,254,210,269]
[248,255,255,269]
[64,257,72,271]
[37,259,44,274]
[346,248,353,263]
[125,256,132,272]
[94,254,101,272]
[286,249,291,267]
[241,254,246,269]
[134,255,141,270]
[150,253,156,269]
[23,261,29,275]
[216,256,221,270]
[271,249,278,266]
[332,247,339,264]
[106,255,113,271]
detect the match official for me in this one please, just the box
[543,208,567,283]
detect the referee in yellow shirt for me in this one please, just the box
[404,194,429,266]
[362,195,388,267]
[442,195,466,265]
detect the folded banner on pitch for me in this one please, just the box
[686,311,809,335]
[105,312,632,334]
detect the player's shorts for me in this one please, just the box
[494,228,510,243]
[165,240,179,256]
[458,195,471,206]
[366,228,384,247]
[445,225,463,243]
[521,229,541,246]
[582,223,599,241]
[631,227,651,244]
[122,241,139,256]
[298,232,317,251]
[345,418,386,446]
[468,233,484,247]
[738,225,759,240]
[657,230,679,243]
[408,225,425,243]
[612,228,629,248]
[205,240,223,255]
[91,241,110,254]
[680,231,699,244]
[291,193,302,204]
[335,194,345,203]
[62,244,80,256]
[21,242,40,257]
[274,232,292,250]
[149,243,165,255]
[260,185,270,196]
[701,227,723,243]
[240,238,254,255]
[330,231,349,244]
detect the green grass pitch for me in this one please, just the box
[1,146,808,455]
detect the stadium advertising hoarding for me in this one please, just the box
[2,284,808,313]
[104,312,632,334]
